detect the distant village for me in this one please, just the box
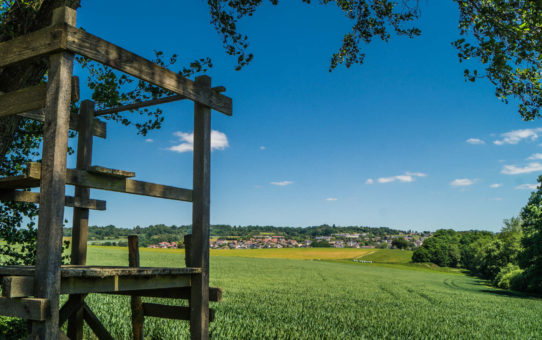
[148,232,429,250]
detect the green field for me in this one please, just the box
[64,246,542,339]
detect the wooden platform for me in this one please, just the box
[0,266,200,297]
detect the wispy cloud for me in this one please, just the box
[466,138,485,145]
[365,178,374,184]
[259,146,266,150]
[501,162,542,175]
[168,130,229,153]
[450,178,475,187]
[515,183,539,190]
[528,153,542,160]
[145,138,154,143]
[376,172,427,184]
[325,198,338,201]
[271,181,293,186]
[494,128,542,145]
[489,183,502,188]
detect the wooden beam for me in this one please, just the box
[143,304,215,322]
[128,236,144,340]
[0,23,67,69]
[18,109,107,139]
[65,168,192,201]
[0,84,46,118]
[83,303,114,340]
[69,100,94,340]
[2,276,33,298]
[89,166,135,178]
[0,163,192,201]
[103,287,222,302]
[0,265,200,277]
[93,85,227,117]
[65,26,232,115]
[0,190,106,210]
[190,75,212,339]
[0,297,49,321]
[32,6,76,339]
[59,296,85,326]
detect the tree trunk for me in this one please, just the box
[0,0,80,166]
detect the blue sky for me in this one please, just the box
[64,1,542,232]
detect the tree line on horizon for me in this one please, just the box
[413,176,542,294]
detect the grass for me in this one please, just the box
[64,246,542,339]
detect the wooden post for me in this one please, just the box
[32,6,75,339]
[184,234,192,267]
[190,76,212,340]
[67,100,94,340]
[129,235,144,340]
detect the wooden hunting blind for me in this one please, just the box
[0,6,230,340]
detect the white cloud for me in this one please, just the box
[528,153,542,160]
[501,162,542,175]
[325,198,338,201]
[145,138,153,143]
[376,172,426,184]
[466,138,485,145]
[494,128,542,145]
[450,178,475,187]
[259,146,266,150]
[515,183,539,190]
[271,181,293,186]
[489,183,502,188]
[168,130,229,153]
[365,178,374,184]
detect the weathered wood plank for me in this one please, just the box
[128,236,144,340]
[0,163,192,201]
[18,109,107,139]
[0,265,200,277]
[32,6,76,339]
[103,287,222,302]
[2,276,33,298]
[65,169,192,201]
[65,26,232,115]
[143,304,215,322]
[0,24,67,69]
[0,83,47,118]
[190,76,212,339]
[69,100,94,340]
[93,85,227,116]
[59,295,85,326]
[89,166,135,178]
[0,297,49,320]
[83,303,114,340]
[0,190,106,210]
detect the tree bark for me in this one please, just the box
[0,0,80,166]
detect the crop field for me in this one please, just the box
[55,246,542,339]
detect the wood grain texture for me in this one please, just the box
[69,100,94,340]
[93,85,227,116]
[143,304,215,322]
[59,297,85,326]
[0,297,49,320]
[0,265,201,277]
[0,23,67,68]
[32,7,75,336]
[65,26,232,115]
[89,166,135,178]
[104,287,222,302]
[128,236,144,340]
[190,76,212,339]
[83,303,114,340]
[0,83,46,118]
[0,190,106,210]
